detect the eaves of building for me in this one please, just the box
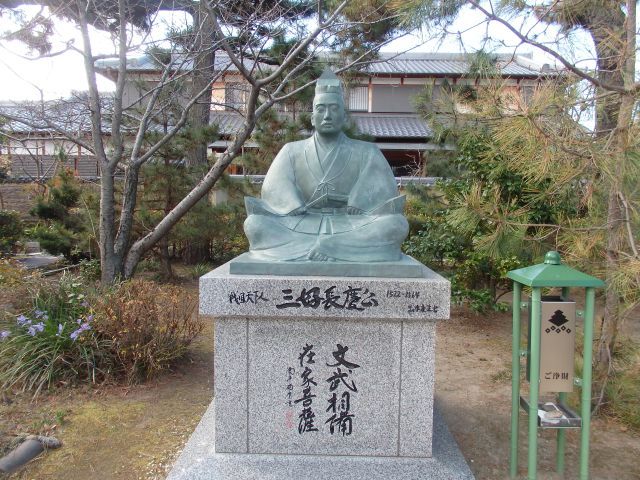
[207,111,436,152]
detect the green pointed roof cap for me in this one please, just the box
[507,251,605,288]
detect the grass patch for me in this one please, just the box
[490,368,512,383]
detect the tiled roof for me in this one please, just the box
[209,112,432,139]
[95,51,556,79]
[0,96,112,133]
[365,53,555,77]
[95,52,271,75]
[352,114,432,138]
[2,98,433,142]
[210,111,247,134]
[0,97,180,135]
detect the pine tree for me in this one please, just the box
[29,167,97,260]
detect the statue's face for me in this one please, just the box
[311,93,346,135]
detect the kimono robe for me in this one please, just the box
[243,133,409,262]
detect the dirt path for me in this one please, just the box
[2,307,638,479]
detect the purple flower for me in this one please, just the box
[0,331,10,340]
[25,322,44,336]
[86,314,94,323]
[34,309,44,318]
[81,300,89,308]
[56,324,64,337]
[17,315,30,326]
[70,322,92,341]
[76,319,82,325]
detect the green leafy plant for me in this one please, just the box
[0,273,110,395]
[190,262,212,279]
[403,206,520,313]
[402,121,578,313]
[136,257,161,273]
[0,210,23,254]
[450,278,510,314]
[403,215,467,268]
[28,168,97,261]
[78,258,101,281]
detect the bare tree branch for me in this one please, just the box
[466,0,639,94]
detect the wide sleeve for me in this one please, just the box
[260,143,306,215]
[348,143,399,212]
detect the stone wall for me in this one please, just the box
[1,180,100,220]
[0,183,41,218]
[8,154,100,179]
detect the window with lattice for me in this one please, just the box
[348,86,368,112]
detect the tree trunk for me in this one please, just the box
[185,4,216,168]
[183,241,210,265]
[586,3,633,382]
[99,165,123,283]
[160,159,174,279]
[181,4,217,264]
[159,236,173,279]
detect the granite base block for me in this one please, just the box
[166,400,475,480]
[200,260,451,321]
[214,317,435,457]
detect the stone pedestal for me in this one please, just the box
[168,260,474,479]
[167,401,474,480]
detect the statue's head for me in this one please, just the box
[311,69,346,136]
